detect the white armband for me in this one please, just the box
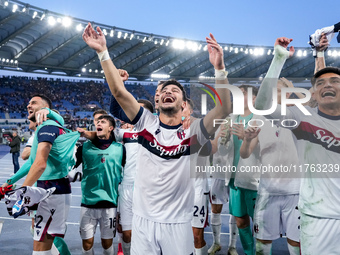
[215,69,228,80]
[97,49,110,62]
[316,51,325,58]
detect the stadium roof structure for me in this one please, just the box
[1,0,340,83]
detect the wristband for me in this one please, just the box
[215,69,228,80]
[97,49,110,62]
[316,51,325,58]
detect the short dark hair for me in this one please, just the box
[161,79,187,101]
[239,85,258,96]
[97,114,116,128]
[137,99,154,113]
[93,109,107,118]
[311,67,340,86]
[186,98,194,111]
[31,94,52,109]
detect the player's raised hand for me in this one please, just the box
[244,126,261,142]
[82,22,107,53]
[118,69,129,82]
[231,123,245,140]
[274,37,295,58]
[35,108,49,126]
[317,33,329,52]
[206,33,225,70]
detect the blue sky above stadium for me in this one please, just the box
[19,0,340,47]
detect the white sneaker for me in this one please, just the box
[228,247,238,255]
[208,243,221,255]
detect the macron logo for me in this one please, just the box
[39,132,55,137]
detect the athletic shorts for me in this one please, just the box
[118,184,134,231]
[79,207,117,240]
[33,193,71,241]
[191,186,209,228]
[210,179,229,205]
[131,214,194,255]
[300,213,340,255]
[253,194,300,242]
[229,183,257,218]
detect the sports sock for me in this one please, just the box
[82,247,94,255]
[229,215,238,248]
[53,237,71,255]
[287,243,300,255]
[122,240,131,255]
[211,212,222,244]
[238,225,254,255]
[103,244,114,255]
[195,244,208,255]
[255,239,272,255]
[32,251,52,255]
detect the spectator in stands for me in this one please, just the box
[8,131,20,174]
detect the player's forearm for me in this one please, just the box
[255,45,288,111]
[203,76,231,135]
[22,160,46,186]
[46,108,64,126]
[314,52,326,74]
[239,139,252,159]
[101,58,140,121]
[7,159,31,185]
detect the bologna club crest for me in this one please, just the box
[101,157,106,163]
[177,129,186,140]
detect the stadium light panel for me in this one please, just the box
[2,58,5,62]
[249,49,253,55]
[297,50,302,57]
[172,39,185,50]
[57,17,61,23]
[328,50,332,56]
[203,45,208,51]
[229,47,233,52]
[103,29,107,36]
[6,59,9,63]
[154,39,158,45]
[12,4,18,12]
[117,31,122,39]
[89,69,92,73]
[259,48,264,55]
[267,49,271,55]
[4,1,8,7]
[62,17,72,27]
[165,40,170,46]
[124,32,128,39]
[95,69,98,73]
[14,60,18,64]
[151,73,170,79]
[22,7,26,12]
[33,11,38,19]
[48,16,56,26]
[130,34,134,40]
[76,24,83,32]
[160,39,164,45]
[234,48,239,54]
[40,13,46,21]
[332,51,338,57]
[240,48,244,52]
[245,49,249,54]
[142,36,147,42]
[303,50,307,57]
[110,29,114,37]
[10,59,13,63]
[82,68,86,72]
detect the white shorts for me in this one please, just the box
[131,214,194,255]
[210,179,229,205]
[300,213,340,255]
[33,194,71,241]
[118,184,134,231]
[253,194,300,242]
[79,207,117,240]
[191,187,209,228]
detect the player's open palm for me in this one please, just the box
[206,33,224,70]
[83,22,107,53]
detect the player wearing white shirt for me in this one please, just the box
[255,36,340,255]
[115,100,154,255]
[240,79,301,255]
[208,124,239,255]
[82,24,231,255]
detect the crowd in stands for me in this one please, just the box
[0,76,214,129]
